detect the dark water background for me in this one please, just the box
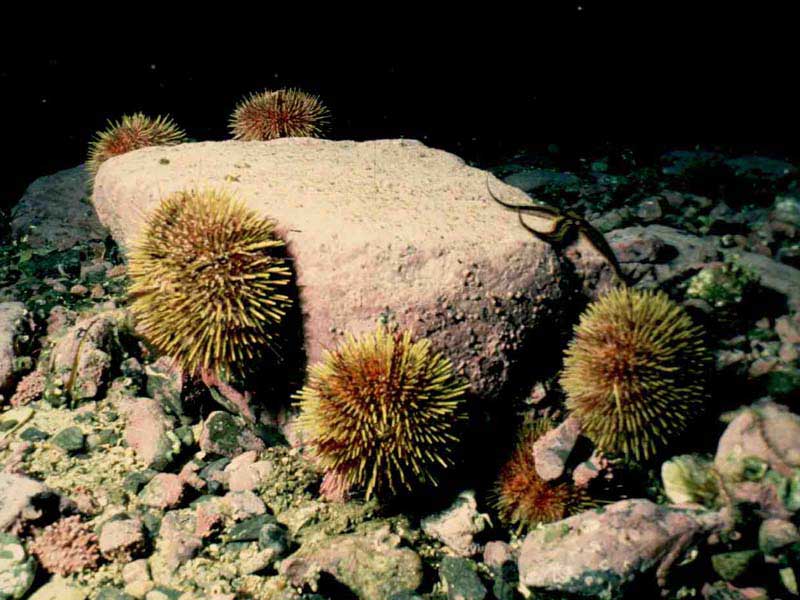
[1,10,797,216]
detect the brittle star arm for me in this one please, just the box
[485,175,562,217]
[487,174,627,283]
[517,212,573,245]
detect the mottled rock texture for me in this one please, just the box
[715,400,800,479]
[92,139,615,401]
[517,499,725,599]
[10,165,107,251]
[0,302,27,394]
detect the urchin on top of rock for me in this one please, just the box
[92,138,614,399]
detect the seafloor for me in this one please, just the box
[1,142,799,600]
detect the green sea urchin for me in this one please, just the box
[560,287,710,462]
[127,188,292,380]
[229,88,329,141]
[295,327,468,500]
[494,419,592,532]
[87,113,187,176]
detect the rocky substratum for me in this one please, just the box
[92,138,616,400]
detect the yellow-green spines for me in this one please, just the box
[128,188,292,378]
[295,327,468,500]
[560,287,710,462]
[229,88,329,141]
[88,113,187,176]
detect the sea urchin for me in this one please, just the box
[127,188,292,380]
[494,419,592,532]
[295,327,468,500]
[560,286,710,462]
[87,113,187,176]
[229,88,329,141]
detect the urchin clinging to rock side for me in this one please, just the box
[229,88,329,141]
[560,286,710,462]
[295,327,468,501]
[87,113,187,176]
[127,188,292,385]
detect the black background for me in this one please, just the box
[1,6,797,214]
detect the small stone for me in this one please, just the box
[421,490,490,557]
[145,587,182,600]
[138,474,185,510]
[0,532,36,599]
[123,398,178,471]
[28,579,87,600]
[258,522,290,558]
[90,285,105,299]
[99,518,146,560]
[749,357,779,378]
[0,302,28,394]
[280,525,423,599]
[52,426,85,453]
[572,452,607,488]
[19,427,49,442]
[227,513,276,542]
[711,550,762,582]
[532,416,581,481]
[156,509,202,568]
[439,556,487,600]
[781,567,799,595]
[758,519,800,555]
[144,358,184,420]
[123,470,157,495]
[221,490,266,521]
[636,197,663,222]
[483,541,514,570]
[198,457,231,494]
[776,315,800,345]
[122,558,150,584]
[95,588,135,600]
[715,401,800,480]
[199,411,265,458]
[0,474,60,533]
[69,284,89,296]
[125,581,155,598]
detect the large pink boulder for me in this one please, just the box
[92,139,614,399]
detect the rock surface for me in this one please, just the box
[92,139,615,400]
[45,310,133,406]
[122,398,178,470]
[10,165,108,251]
[0,473,59,533]
[0,302,28,394]
[715,400,800,479]
[280,524,423,600]
[420,490,490,557]
[609,224,800,307]
[0,533,35,599]
[532,415,581,481]
[517,499,726,599]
